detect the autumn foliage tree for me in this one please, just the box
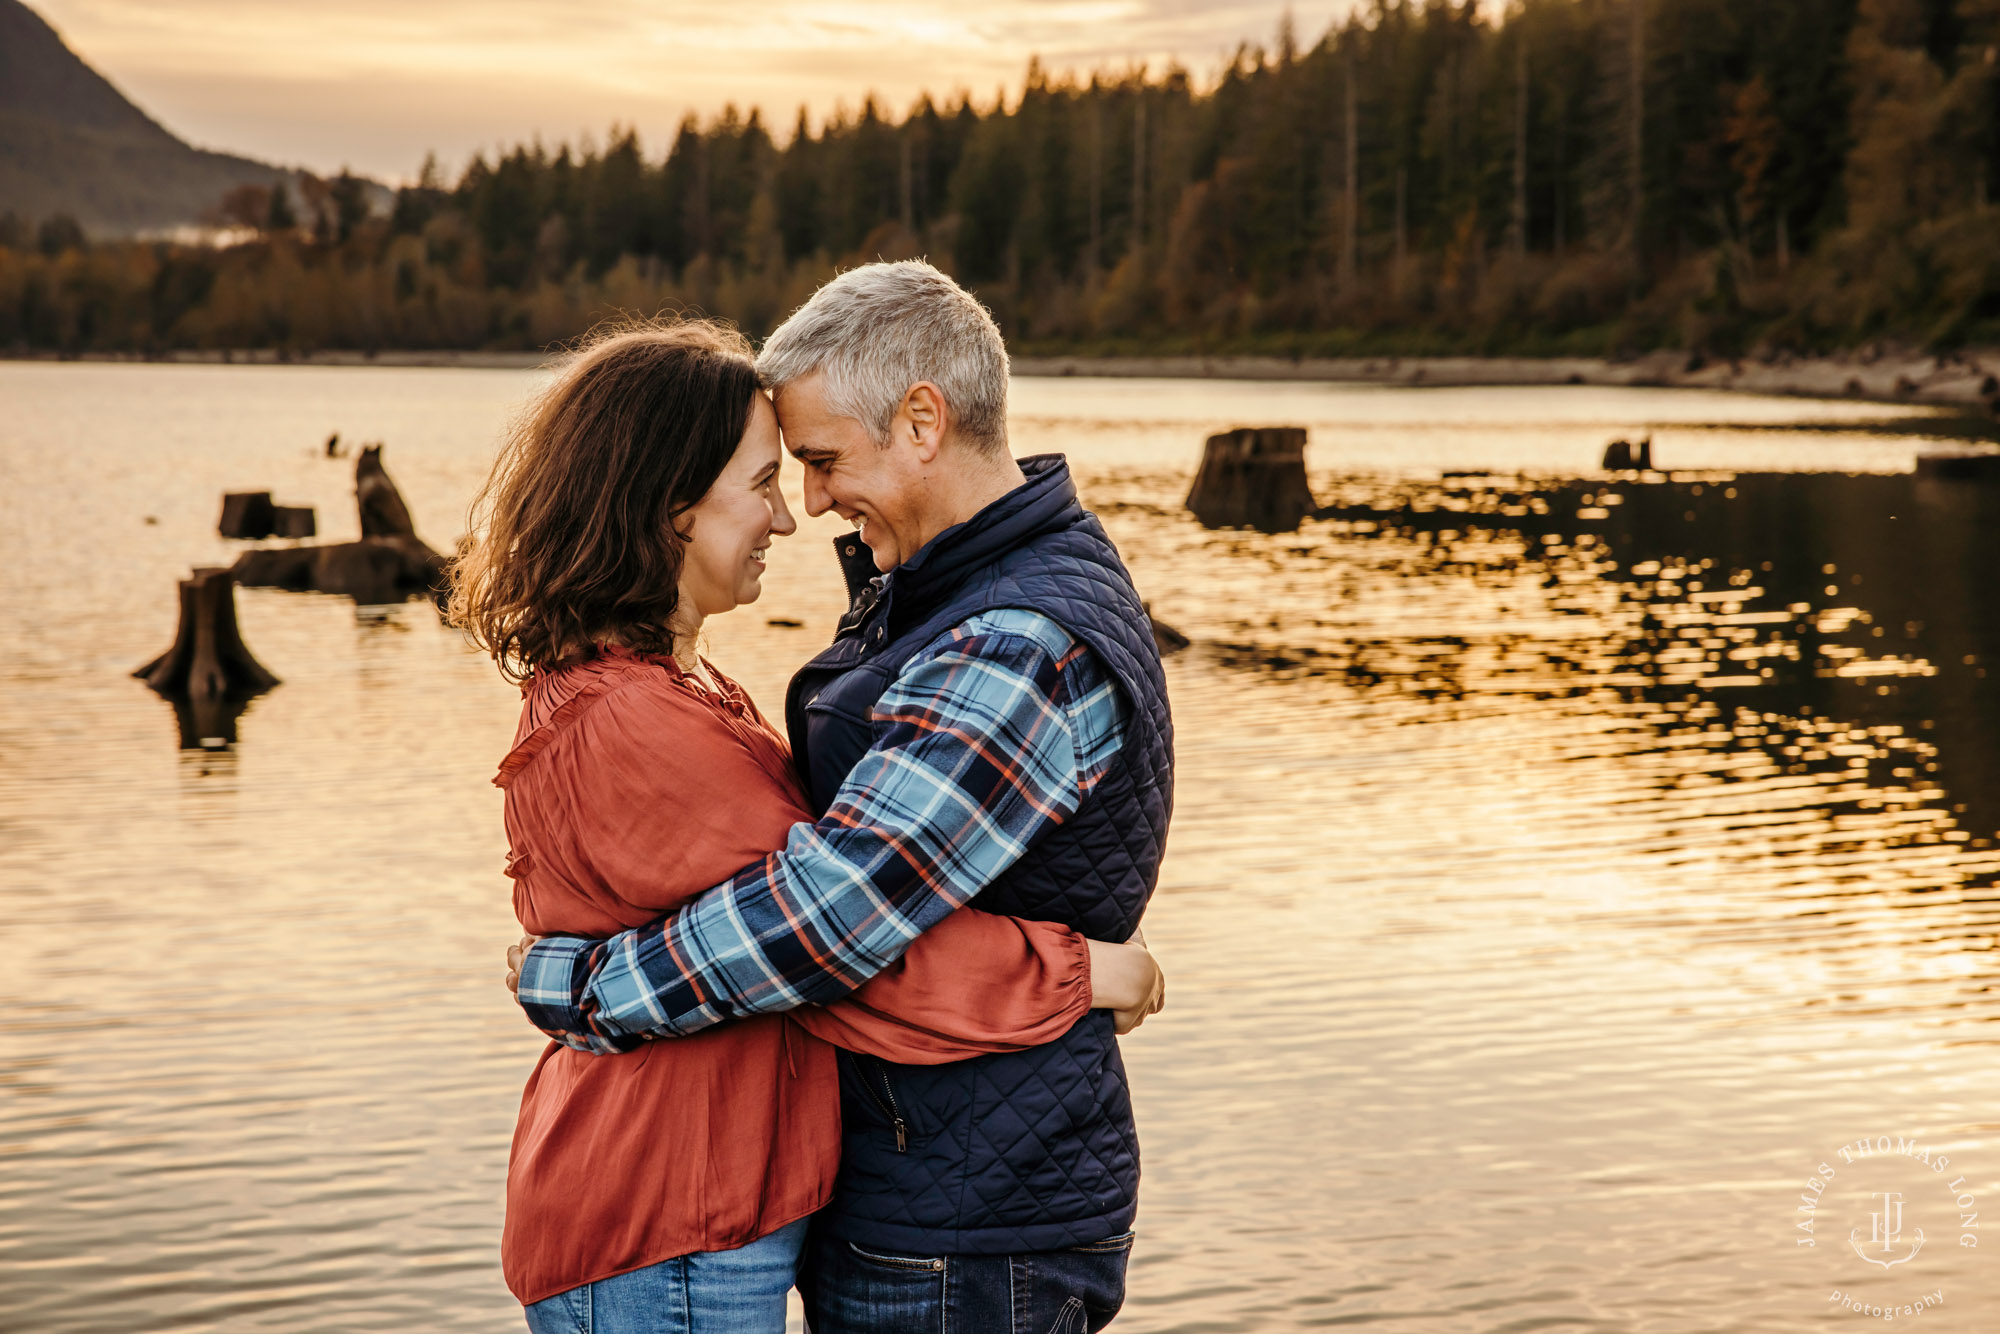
[6,0,2000,358]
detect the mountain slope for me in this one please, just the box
[0,0,285,233]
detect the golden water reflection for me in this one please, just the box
[1,366,1995,1333]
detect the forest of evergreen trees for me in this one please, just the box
[6,0,2000,358]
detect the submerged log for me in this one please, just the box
[270,505,317,539]
[1915,451,2000,482]
[232,536,444,605]
[228,545,315,591]
[134,569,279,746]
[215,444,446,606]
[1186,426,1317,531]
[312,539,421,604]
[219,491,276,539]
[228,444,445,605]
[1144,603,1190,656]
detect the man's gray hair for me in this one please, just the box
[757,260,1010,451]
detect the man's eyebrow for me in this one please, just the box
[787,445,836,464]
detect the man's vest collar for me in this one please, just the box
[827,454,1078,615]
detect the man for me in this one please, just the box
[511,260,1173,1331]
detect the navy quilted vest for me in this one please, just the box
[783,454,1174,1255]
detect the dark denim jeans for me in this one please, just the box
[801,1223,1133,1334]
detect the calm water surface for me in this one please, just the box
[2,365,1997,1333]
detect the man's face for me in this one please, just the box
[773,373,931,571]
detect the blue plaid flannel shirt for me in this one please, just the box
[514,608,1127,1053]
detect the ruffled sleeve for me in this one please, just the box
[506,669,813,936]
[789,909,1091,1065]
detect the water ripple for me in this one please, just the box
[3,367,1997,1331]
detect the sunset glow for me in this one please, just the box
[33,0,1361,179]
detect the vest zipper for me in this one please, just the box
[860,1056,909,1152]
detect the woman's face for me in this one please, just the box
[677,393,797,621]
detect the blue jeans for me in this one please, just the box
[801,1223,1133,1334]
[523,1218,808,1334]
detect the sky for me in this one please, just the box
[34,0,1369,183]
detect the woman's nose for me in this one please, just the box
[770,484,798,537]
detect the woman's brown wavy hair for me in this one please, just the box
[449,318,761,684]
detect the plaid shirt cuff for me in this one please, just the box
[517,936,642,1054]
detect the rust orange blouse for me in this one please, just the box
[495,646,1091,1305]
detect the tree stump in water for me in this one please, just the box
[352,446,446,601]
[224,445,446,606]
[356,444,418,538]
[133,568,279,747]
[1186,427,1317,531]
[219,491,276,539]
[1602,436,1653,471]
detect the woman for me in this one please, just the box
[450,319,1164,1334]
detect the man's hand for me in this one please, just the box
[505,933,542,995]
[1086,936,1166,1036]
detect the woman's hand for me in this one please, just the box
[504,933,542,995]
[1086,935,1166,1036]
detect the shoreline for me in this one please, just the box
[8,346,2000,411]
[0,348,557,370]
[1009,349,2000,411]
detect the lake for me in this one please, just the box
[2,363,1995,1332]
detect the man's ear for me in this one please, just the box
[899,382,949,462]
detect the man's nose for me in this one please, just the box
[801,468,832,518]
